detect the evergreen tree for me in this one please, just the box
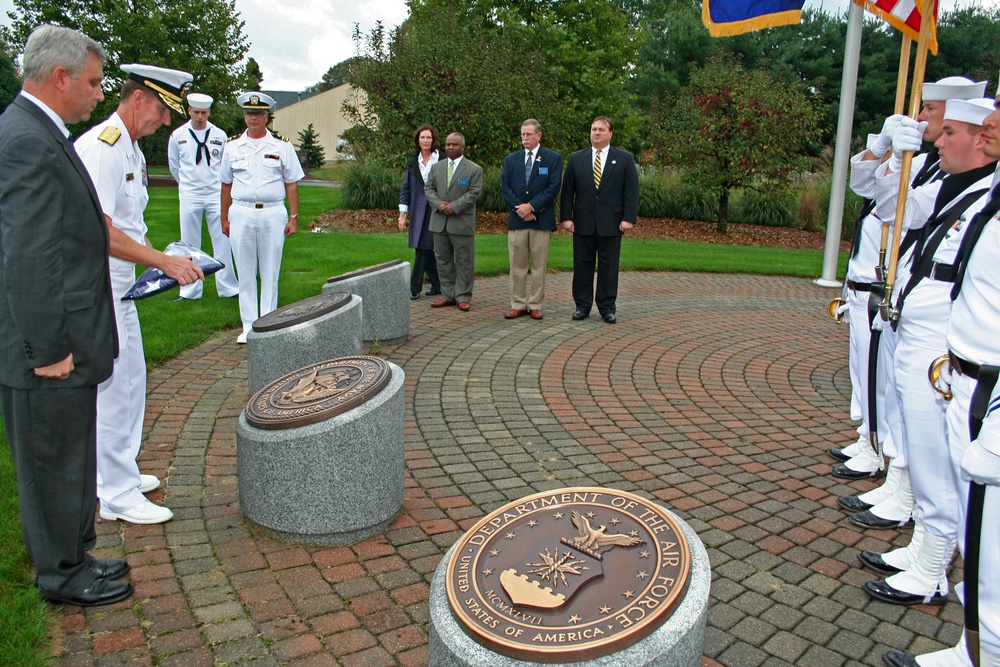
[296,124,326,169]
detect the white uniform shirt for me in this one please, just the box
[948,202,1000,365]
[75,112,149,276]
[899,182,992,345]
[167,120,227,199]
[218,130,304,203]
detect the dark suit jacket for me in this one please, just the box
[560,146,639,236]
[500,146,563,231]
[399,152,438,251]
[424,156,483,236]
[0,95,117,389]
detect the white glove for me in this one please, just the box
[961,440,1000,486]
[836,301,850,324]
[888,118,928,172]
[871,114,906,158]
[871,314,885,331]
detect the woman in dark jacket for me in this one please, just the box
[398,124,442,299]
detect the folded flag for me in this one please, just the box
[122,241,224,300]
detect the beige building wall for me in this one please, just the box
[271,84,367,162]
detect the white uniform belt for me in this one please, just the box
[233,199,283,209]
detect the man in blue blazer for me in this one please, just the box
[560,117,639,324]
[500,119,562,320]
[0,26,130,606]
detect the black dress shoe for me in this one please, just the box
[832,464,881,480]
[602,313,616,324]
[40,578,134,607]
[850,510,912,530]
[864,579,948,606]
[858,550,904,575]
[838,495,874,512]
[572,310,589,321]
[90,558,130,580]
[425,288,442,296]
[829,447,851,462]
[410,292,420,300]
[883,650,919,667]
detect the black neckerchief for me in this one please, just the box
[189,127,211,165]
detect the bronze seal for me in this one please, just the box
[445,488,690,662]
[246,356,391,430]
[253,292,352,332]
[325,259,403,284]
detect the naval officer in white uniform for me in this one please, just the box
[219,92,304,344]
[76,64,203,524]
[167,92,237,300]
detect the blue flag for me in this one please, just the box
[702,0,806,36]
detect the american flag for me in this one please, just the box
[853,0,939,54]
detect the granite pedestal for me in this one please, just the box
[322,260,409,345]
[428,507,710,667]
[246,293,362,395]
[237,360,405,545]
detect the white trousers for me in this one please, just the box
[179,197,238,299]
[96,268,147,513]
[947,372,1000,654]
[895,338,958,540]
[229,204,287,333]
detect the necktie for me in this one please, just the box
[447,160,455,187]
[594,150,602,189]
[189,128,211,165]
[525,151,533,182]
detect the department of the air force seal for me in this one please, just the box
[253,292,352,332]
[246,356,391,430]
[445,488,690,662]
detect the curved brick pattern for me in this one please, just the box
[48,272,962,666]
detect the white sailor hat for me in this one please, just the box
[923,76,988,102]
[944,98,995,126]
[187,93,213,110]
[237,92,275,112]
[121,64,193,117]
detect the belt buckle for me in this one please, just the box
[255,203,264,209]
[929,263,939,281]
[950,353,963,376]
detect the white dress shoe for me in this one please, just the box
[100,499,173,524]
[236,331,248,344]
[138,474,161,494]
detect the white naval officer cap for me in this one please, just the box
[923,76,988,102]
[237,91,275,112]
[121,63,193,117]
[187,93,213,110]
[943,98,995,126]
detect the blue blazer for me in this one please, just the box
[501,146,562,231]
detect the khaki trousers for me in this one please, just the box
[508,229,550,310]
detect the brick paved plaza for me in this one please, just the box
[51,272,964,666]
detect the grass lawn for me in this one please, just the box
[0,183,847,662]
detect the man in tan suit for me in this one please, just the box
[424,132,483,311]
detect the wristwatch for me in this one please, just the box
[290,213,299,219]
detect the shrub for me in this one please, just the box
[731,189,799,228]
[478,167,507,213]
[637,170,716,221]
[799,175,865,240]
[342,161,400,210]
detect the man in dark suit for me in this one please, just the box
[501,119,562,320]
[0,25,131,606]
[560,116,639,324]
[425,132,483,312]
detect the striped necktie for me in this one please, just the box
[447,160,455,186]
[594,150,602,189]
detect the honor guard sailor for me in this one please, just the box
[76,63,204,525]
[219,92,304,343]
[168,92,237,300]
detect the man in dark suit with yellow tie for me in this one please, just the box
[0,25,130,606]
[560,117,639,324]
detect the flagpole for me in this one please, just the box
[816,2,865,288]
[877,35,913,271]
[878,0,934,323]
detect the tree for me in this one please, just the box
[3,0,253,161]
[296,123,326,168]
[306,57,364,93]
[245,57,264,90]
[0,37,19,114]
[650,53,821,232]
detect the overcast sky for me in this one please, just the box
[0,0,993,91]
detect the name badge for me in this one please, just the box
[177,139,187,145]
[125,173,135,181]
[458,178,469,186]
[539,167,549,175]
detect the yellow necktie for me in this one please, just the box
[447,160,455,186]
[593,151,601,189]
